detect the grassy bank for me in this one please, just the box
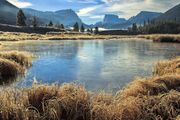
[0,31,180,43]
[0,51,33,83]
[0,31,134,41]
[0,56,179,119]
[138,34,180,43]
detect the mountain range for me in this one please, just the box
[0,0,82,27]
[0,0,179,29]
[94,11,163,29]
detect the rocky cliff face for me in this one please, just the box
[103,14,126,24]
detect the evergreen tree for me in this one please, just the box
[73,22,79,32]
[48,21,53,27]
[90,28,93,33]
[87,29,91,33]
[94,27,99,34]
[16,9,26,26]
[81,24,85,32]
[132,23,138,34]
[32,16,37,28]
[60,24,65,29]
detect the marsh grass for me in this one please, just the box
[154,57,180,76]
[0,51,33,84]
[0,32,43,41]
[138,34,180,43]
[0,75,179,120]
[0,51,33,67]
[0,31,134,41]
[0,58,25,83]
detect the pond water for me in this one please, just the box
[2,39,180,92]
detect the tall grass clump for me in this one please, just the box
[0,51,33,84]
[154,57,180,76]
[0,51,33,67]
[138,34,180,43]
[0,58,25,83]
[26,83,91,120]
[153,36,180,43]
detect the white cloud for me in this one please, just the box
[7,0,32,8]
[77,5,101,16]
[79,0,180,23]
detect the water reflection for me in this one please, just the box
[2,40,180,92]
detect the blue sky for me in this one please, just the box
[7,0,180,24]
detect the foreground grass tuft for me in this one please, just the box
[154,57,180,76]
[0,74,179,120]
[0,58,25,82]
[0,51,33,83]
[0,51,33,67]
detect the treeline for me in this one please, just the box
[16,9,65,30]
[128,20,180,34]
[16,9,100,33]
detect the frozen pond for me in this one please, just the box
[2,39,180,92]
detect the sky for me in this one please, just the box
[7,0,180,24]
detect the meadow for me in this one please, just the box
[0,50,179,120]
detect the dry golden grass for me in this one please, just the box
[154,57,180,76]
[0,32,43,41]
[0,51,33,84]
[0,58,25,83]
[0,51,33,67]
[138,34,180,43]
[0,76,179,120]
[0,31,135,41]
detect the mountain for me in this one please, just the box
[23,8,83,27]
[103,14,126,24]
[94,14,127,29]
[128,11,162,24]
[156,3,180,22]
[0,0,19,24]
[94,11,162,29]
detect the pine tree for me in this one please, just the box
[94,27,99,34]
[87,29,90,33]
[16,9,26,26]
[132,23,138,34]
[81,24,85,32]
[73,22,79,32]
[32,16,37,28]
[48,21,53,27]
[61,24,65,29]
[90,28,93,33]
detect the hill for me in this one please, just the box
[128,11,162,24]
[156,3,180,22]
[0,0,19,25]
